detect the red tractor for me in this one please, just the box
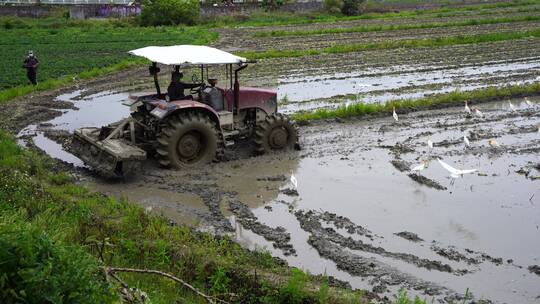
[71,45,298,177]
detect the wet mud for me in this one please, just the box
[229,200,296,256]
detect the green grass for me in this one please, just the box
[253,14,540,38]
[205,0,540,28]
[238,28,540,60]
[0,22,217,90]
[291,82,540,121]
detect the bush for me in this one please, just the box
[324,0,343,14]
[140,0,199,26]
[0,220,115,304]
[341,0,364,16]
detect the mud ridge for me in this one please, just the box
[395,231,424,242]
[295,210,468,275]
[229,201,296,256]
[407,173,447,190]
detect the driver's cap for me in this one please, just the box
[208,76,218,81]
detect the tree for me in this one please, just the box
[140,0,199,26]
[341,0,364,16]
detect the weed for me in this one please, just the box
[292,82,540,121]
[279,268,308,304]
[239,29,540,60]
[253,15,540,38]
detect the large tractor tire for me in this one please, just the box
[156,112,222,169]
[254,113,298,154]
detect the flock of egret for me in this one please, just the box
[403,97,537,183]
[287,97,537,191]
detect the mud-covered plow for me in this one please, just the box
[71,118,146,177]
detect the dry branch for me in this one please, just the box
[103,266,229,304]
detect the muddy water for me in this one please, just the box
[17,90,130,163]
[231,99,540,303]
[277,58,540,112]
[15,87,540,302]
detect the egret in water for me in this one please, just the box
[392,107,399,122]
[437,159,477,184]
[508,101,517,112]
[411,160,429,172]
[488,138,499,147]
[290,170,298,191]
[464,101,471,115]
[427,139,434,150]
[464,134,470,147]
[525,97,533,107]
[472,107,484,118]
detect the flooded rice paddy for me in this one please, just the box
[7,6,540,302]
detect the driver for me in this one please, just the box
[167,66,201,100]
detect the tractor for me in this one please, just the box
[71,45,298,177]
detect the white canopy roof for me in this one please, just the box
[128,45,247,65]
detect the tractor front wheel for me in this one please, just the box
[156,112,221,169]
[254,113,298,154]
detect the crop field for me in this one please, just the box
[209,1,540,114]
[0,21,216,90]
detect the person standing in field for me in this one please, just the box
[22,51,39,85]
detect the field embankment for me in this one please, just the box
[0,130,376,303]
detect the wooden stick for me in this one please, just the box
[103,267,229,304]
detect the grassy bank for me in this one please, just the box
[207,0,540,28]
[253,14,540,38]
[1,129,386,303]
[291,82,540,121]
[238,28,540,60]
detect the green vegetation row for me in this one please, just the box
[211,0,540,28]
[291,82,540,121]
[253,14,540,38]
[0,25,217,91]
[0,129,384,303]
[238,28,540,60]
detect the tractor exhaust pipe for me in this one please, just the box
[234,64,248,114]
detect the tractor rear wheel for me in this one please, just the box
[254,113,298,154]
[156,112,221,169]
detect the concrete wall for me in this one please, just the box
[0,4,141,19]
[0,4,60,17]
[69,4,141,19]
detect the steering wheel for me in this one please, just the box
[190,74,204,94]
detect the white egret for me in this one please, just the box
[508,101,516,112]
[411,160,429,172]
[290,170,298,191]
[525,97,533,107]
[464,134,470,147]
[392,107,399,122]
[464,101,471,115]
[437,159,477,179]
[472,107,484,118]
[488,138,499,147]
[427,139,434,150]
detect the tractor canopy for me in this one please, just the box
[128,45,248,65]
